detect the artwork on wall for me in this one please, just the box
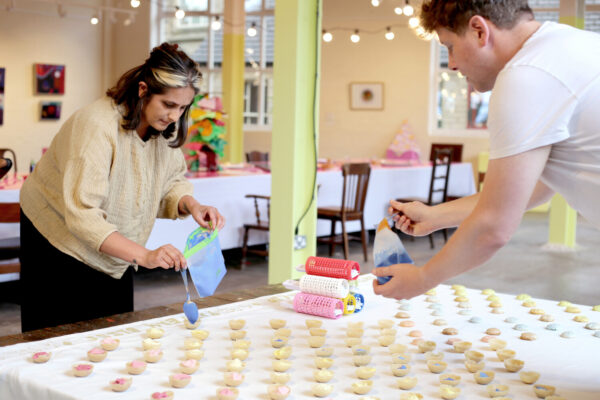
[349,82,384,110]
[0,68,4,125]
[40,101,61,120]
[35,64,65,94]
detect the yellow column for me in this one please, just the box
[222,0,245,163]
[545,0,583,248]
[269,0,321,283]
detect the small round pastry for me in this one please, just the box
[391,353,412,364]
[274,347,292,360]
[424,351,444,361]
[305,319,322,329]
[345,337,362,347]
[487,384,509,398]
[516,293,531,300]
[486,327,501,336]
[395,311,411,318]
[226,358,246,372]
[426,287,438,295]
[352,344,370,355]
[397,377,418,390]
[143,349,164,363]
[184,318,201,329]
[180,359,199,374]
[593,305,600,312]
[381,328,397,336]
[574,315,589,323]
[232,340,251,350]
[458,309,472,316]
[433,318,447,326]
[504,358,524,372]
[407,330,422,338]
[216,387,239,400]
[32,351,51,363]
[348,321,365,329]
[594,331,600,338]
[271,336,288,348]
[224,372,244,387]
[267,385,291,400]
[230,349,249,360]
[496,349,516,361]
[585,322,600,330]
[110,377,132,392]
[561,331,575,339]
[230,330,246,340]
[458,302,472,309]
[126,360,147,375]
[489,338,507,351]
[427,295,440,303]
[229,319,246,330]
[356,366,376,379]
[312,383,333,398]
[346,328,364,338]
[465,350,484,363]
[439,385,461,400]
[313,369,334,383]
[446,338,462,346]
[73,362,94,377]
[533,384,556,398]
[399,320,415,328]
[439,374,461,387]
[191,329,210,340]
[473,370,495,385]
[169,373,191,388]
[352,380,373,395]
[429,303,442,310]
[417,340,436,353]
[308,336,326,348]
[378,335,395,346]
[530,308,545,315]
[309,328,327,336]
[142,338,161,350]
[540,314,555,322]
[87,347,108,362]
[513,324,529,331]
[442,327,458,335]
[491,308,504,314]
[453,341,472,353]
[520,332,537,341]
[185,349,204,360]
[454,295,469,302]
[147,327,164,339]
[465,359,485,373]
[100,337,120,351]
[273,360,292,372]
[270,319,286,329]
[270,372,291,384]
[352,355,372,367]
[315,347,334,357]
[391,363,411,377]
[378,319,395,328]
[519,371,540,384]
[566,306,581,313]
[469,316,482,323]
[558,300,571,307]
[151,391,174,400]
[314,357,334,369]
[426,360,447,374]
[275,328,292,337]
[411,338,424,346]
[389,343,408,354]
[184,338,203,350]
[546,323,560,331]
[522,300,536,308]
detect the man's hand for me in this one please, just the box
[388,200,438,236]
[372,263,434,300]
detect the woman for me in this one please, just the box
[19,43,225,332]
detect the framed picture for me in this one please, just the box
[40,101,61,120]
[34,64,65,94]
[0,67,4,125]
[349,82,384,110]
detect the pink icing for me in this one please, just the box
[33,352,48,359]
[112,378,127,385]
[88,348,105,354]
[230,372,242,380]
[481,335,495,343]
[173,373,190,380]
[219,388,234,395]
[130,360,146,368]
[277,386,290,395]
[102,338,117,344]
[152,392,170,399]
[181,359,196,368]
[148,349,162,356]
[75,364,92,371]
[446,338,462,345]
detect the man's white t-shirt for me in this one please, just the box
[488,21,600,228]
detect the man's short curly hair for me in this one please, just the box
[420,0,534,34]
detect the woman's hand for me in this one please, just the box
[388,200,438,237]
[141,244,187,271]
[190,204,226,231]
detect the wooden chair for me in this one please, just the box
[0,148,17,179]
[430,143,462,163]
[245,151,269,163]
[317,163,371,261]
[397,148,453,249]
[241,194,271,268]
[0,202,21,276]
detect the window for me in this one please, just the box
[429,0,599,137]
[155,0,274,129]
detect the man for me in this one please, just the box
[373,0,600,299]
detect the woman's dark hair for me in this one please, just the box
[106,42,202,148]
[420,0,534,34]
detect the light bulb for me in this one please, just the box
[130,0,140,8]
[408,16,419,29]
[211,16,222,30]
[175,7,185,19]
[394,7,403,15]
[90,15,99,25]
[403,4,414,16]
[385,27,394,40]
[322,30,333,42]
[246,48,254,54]
[350,30,360,43]
[247,22,257,37]
[371,0,380,6]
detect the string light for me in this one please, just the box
[211,15,222,30]
[408,16,419,28]
[247,22,257,37]
[130,0,140,8]
[90,14,99,25]
[322,30,333,42]
[403,0,414,16]
[175,6,185,19]
[350,29,360,43]
[394,7,403,15]
[371,0,380,6]
[385,27,394,40]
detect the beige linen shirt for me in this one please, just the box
[20,97,193,278]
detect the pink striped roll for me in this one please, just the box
[293,292,344,319]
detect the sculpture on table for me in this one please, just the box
[385,120,421,163]
[185,94,227,172]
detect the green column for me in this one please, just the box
[269,0,321,284]
[222,0,245,164]
[546,0,583,248]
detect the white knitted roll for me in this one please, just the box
[299,275,349,299]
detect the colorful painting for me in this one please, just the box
[40,101,61,120]
[0,68,4,125]
[35,64,65,94]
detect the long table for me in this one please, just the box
[1,277,598,399]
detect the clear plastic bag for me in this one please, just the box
[183,226,227,297]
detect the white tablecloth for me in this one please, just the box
[0,163,476,251]
[1,276,598,399]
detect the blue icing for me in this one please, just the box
[505,317,518,323]
[479,372,488,378]
[469,316,482,323]
[546,323,559,331]
[495,388,501,392]
[274,339,283,342]
[399,365,407,369]
[535,386,545,390]
[514,323,528,331]
[444,377,454,381]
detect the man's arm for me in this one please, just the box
[374,145,551,299]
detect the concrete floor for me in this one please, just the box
[1,212,599,337]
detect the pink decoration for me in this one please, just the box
[385,121,421,162]
[75,364,92,371]
[130,360,145,368]
[181,359,196,368]
[33,352,48,359]
[219,388,234,395]
[277,386,290,395]
[152,392,170,399]
[112,378,127,385]
[173,373,190,380]
[196,96,224,112]
[88,348,105,354]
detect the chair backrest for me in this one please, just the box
[0,202,20,223]
[428,148,452,205]
[246,151,269,163]
[0,148,17,174]
[430,143,462,163]
[245,194,270,225]
[341,163,371,214]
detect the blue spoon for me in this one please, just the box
[180,268,199,324]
